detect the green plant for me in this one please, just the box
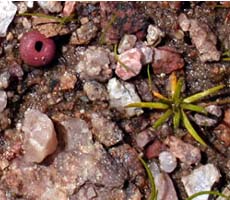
[185,190,230,200]
[127,72,225,146]
[17,12,78,25]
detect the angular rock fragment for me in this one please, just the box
[165,136,201,165]
[118,34,137,54]
[37,1,63,13]
[194,113,217,127]
[59,72,77,91]
[22,109,58,163]
[115,48,142,80]
[146,25,165,46]
[0,72,10,89]
[90,112,123,147]
[76,46,112,82]
[153,47,184,74]
[0,1,17,37]
[107,78,143,117]
[63,1,77,17]
[83,81,108,101]
[182,164,221,200]
[0,90,7,113]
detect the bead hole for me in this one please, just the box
[35,41,43,52]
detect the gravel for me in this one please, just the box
[0,90,7,113]
[182,164,221,200]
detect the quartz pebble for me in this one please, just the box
[37,1,63,13]
[146,25,165,46]
[165,136,201,165]
[115,48,142,80]
[0,90,7,113]
[0,1,17,37]
[0,72,10,89]
[182,164,221,200]
[22,109,58,163]
[159,151,177,173]
[107,78,143,117]
[205,105,222,117]
[118,34,137,54]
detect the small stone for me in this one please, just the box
[70,22,98,45]
[205,105,222,117]
[214,124,230,147]
[63,1,77,17]
[76,46,112,82]
[83,81,108,101]
[153,46,184,74]
[80,17,89,25]
[107,78,143,117]
[115,48,142,80]
[0,72,10,89]
[178,13,190,32]
[22,109,58,163]
[224,108,230,126]
[145,140,166,159]
[139,45,153,65]
[217,184,230,200]
[0,1,17,37]
[159,151,177,173]
[37,1,63,13]
[0,90,7,113]
[146,25,165,46]
[165,136,201,165]
[118,34,137,54]
[194,114,217,127]
[135,129,155,149]
[59,72,77,91]
[181,164,221,200]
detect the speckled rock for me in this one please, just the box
[115,48,142,80]
[0,90,7,113]
[63,1,77,17]
[194,114,217,127]
[0,72,10,89]
[205,105,222,117]
[146,25,165,46]
[182,164,221,200]
[159,151,177,173]
[90,112,123,147]
[76,46,112,82]
[22,109,58,163]
[83,81,108,101]
[107,78,143,117]
[37,1,63,13]
[165,136,201,165]
[118,34,137,53]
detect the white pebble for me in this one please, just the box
[22,109,58,163]
[182,164,221,200]
[146,25,165,46]
[0,90,7,112]
[159,151,177,173]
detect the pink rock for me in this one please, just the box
[145,139,166,159]
[63,2,77,17]
[153,47,184,74]
[115,48,142,80]
[22,109,58,163]
[165,136,201,165]
[178,13,190,32]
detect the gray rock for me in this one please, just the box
[0,72,10,89]
[182,164,221,200]
[107,78,143,117]
[118,34,137,54]
[37,1,62,13]
[194,114,217,127]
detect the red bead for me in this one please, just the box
[19,31,56,67]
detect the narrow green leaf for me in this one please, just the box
[173,77,184,102]
[183,85,225,103]
[147,64,153,94]
[139,157,158,200]
[173,110,181,129]
[153,109,173,129]
[185,190,229,200]
[181,110,207,146]
[126,102,169,109]
[181,103,208,114]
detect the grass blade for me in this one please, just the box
[169,72,177,98]
[152,91,171,103]
[173,110,181,129]
[126,102,169,109]
[113,44,136,74]
[185,190,229,200]
[139,157,158,200]
[183,85,225,103]
[147,64,153,93]
[181,103,208,114]
[173,77,184,102]
[181,110,207,146]
[153,109,173,129]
